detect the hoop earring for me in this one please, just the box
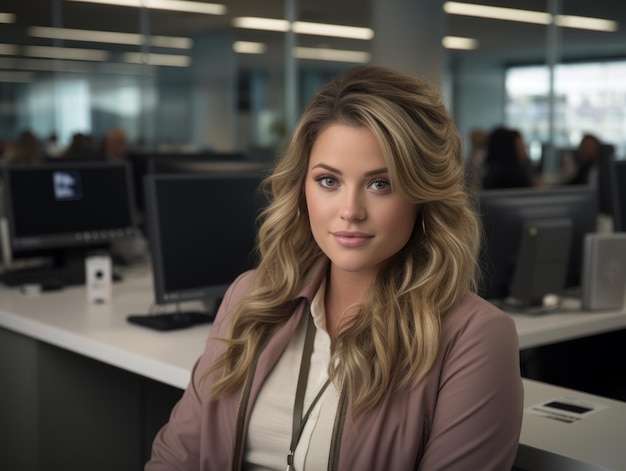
[421,216,426,236]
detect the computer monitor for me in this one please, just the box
[612,160,626,232]
[478,186,598,302]
[1,161,137,286]
[143,171,267,308]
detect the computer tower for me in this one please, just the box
[582,233,626,311]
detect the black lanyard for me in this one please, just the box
[286,313,331,471]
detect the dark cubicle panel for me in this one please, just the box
[0,327,182,470]
[612,159,626,232]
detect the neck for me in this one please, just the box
[324,268,374,338]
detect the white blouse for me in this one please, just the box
[244,281,340,470]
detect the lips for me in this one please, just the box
[331,230,373,247]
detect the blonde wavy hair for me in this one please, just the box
[209,65,481,414]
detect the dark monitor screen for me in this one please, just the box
[144,171,267,305]
[3,161,137,253]
[597,146,618,217]
[478,186,598,301]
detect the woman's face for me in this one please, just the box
[305,124,419,279]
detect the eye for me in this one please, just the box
[369,178,390,192]
[317,175,338,188]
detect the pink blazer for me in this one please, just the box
[147,259,524,470]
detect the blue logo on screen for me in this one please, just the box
[53,171,82,201]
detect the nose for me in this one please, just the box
[340,188,366,222]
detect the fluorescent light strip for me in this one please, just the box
[233,17,290,32]
[29,26,193,49]
[294,47,370,63]
[292,21,374,40]
[442,36,478,50]
[555,15,618,32]
[0,12,16,23]
[443,2,618,32]
[64,0,226,15]
[123,52,191,67]
[0,43,19,55]
[444,2,550,25]
[233,17,373,40]
[233,41,266,54]
[24,45,109,61]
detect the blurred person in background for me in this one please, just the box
[0,130,44,167]
[482,127,534,190]
[567,133,602,186]
[101,126,129,161]
[465,128,488,191]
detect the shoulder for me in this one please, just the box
[439,294,519,361]
[446,293,516,331]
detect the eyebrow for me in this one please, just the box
[311,163,388,177]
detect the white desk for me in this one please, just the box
[2,275,625,389]
[1,274,626,470]
[518,379,626,470]
[506,297,626,349]
[0,267,208,389]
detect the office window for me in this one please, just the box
[506,61,626,161]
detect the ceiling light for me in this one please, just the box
[233,17,373,40]
[28,26,192,49]
[123,52,191,67]
[0,43,19,55]
[294,47,370,63]
[0,12,16,23]
[292,21,374,40]
[555,15,618,32]
[443,2,619,32]
[444,2,550,25]
[233,41,266,54]
[64,0,226,15]
[24,45,109,61]
[233,17,290,32]
[442,36,478,50]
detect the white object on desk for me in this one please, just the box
[582,232,626,311]
[85,255,112,304]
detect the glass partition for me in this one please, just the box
[0,0,371,162]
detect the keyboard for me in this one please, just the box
[126,311,215,331]
[0,266,77,289]
[0,266,122,289]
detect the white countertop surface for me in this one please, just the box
[0,267,209,389]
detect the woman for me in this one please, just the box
[482,126,534,189]
[147,66,523,470]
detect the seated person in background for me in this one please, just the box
[0,130,44,167]
[482,127,534,189]
[464,128,488,191]
[567,133,602,186]
[146,65,523,470]
[60,132,98,161]
[101,127,129,161]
